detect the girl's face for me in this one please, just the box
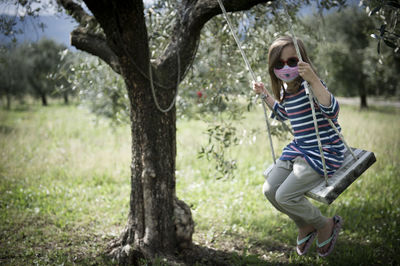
[273,45,300,84]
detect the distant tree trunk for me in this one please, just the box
[6,92,11,110]
[360,94,368,109]
[41,93,48,106]
[359,76,368,109]
[64,92,69,105]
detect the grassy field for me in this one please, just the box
[0,102,399,265]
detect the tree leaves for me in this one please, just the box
[365,0,400,54]
[368,5,381,16]
[384,39,397,48]
[387,1,400,8]
[198,122,239,180]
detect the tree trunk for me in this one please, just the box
[59,0,271,263]
[85,1,194,262]
[360,94,368,109]
[359,76,368,109]
[6,92,11,110]
[64,92,69,105]
[41,93,48,106]
[107,53,194,265]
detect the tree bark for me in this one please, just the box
[6,92,11,110]
[359,74,368,109]
[41,93,48,106]
[64,92,69,105]
[360,94,368,109]
[78,1,195,260]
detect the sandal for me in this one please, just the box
[317,215,343,257]
[296,230,317,255]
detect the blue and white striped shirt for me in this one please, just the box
[271,81,345,176]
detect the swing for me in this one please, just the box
[217,0,376,204]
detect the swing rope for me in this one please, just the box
[116,8,182,113]
[281,1,329,185]
[281,1,358,185]
[148,12,183,113]
[217,0,277,163]
[217,0,295,164]
[149,50,180,113]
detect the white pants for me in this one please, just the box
[263,157,327,229]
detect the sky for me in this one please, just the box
[0,0,58,16]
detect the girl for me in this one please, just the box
[253,36,344,257]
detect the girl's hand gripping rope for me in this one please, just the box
[298,61,319,84]
[253,81,267,95]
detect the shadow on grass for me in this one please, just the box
[2,201,398,265]
[0,210,115,266]
[177,243,286,266]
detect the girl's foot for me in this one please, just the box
[317,216,343,256]
[317,218,334,254]
[297,225,316,254]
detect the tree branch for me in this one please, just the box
[156,0,272,85]
[191,0,273,28]
[57,0,120,73]
[56,0,96,28]
[71,27,121,74]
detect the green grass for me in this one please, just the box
[1,102,399,265]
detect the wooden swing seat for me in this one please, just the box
[263,147,376,205]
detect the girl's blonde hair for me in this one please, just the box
[268,36,316,102]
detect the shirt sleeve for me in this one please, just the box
[317,83,340,119]
[270,101,289,121]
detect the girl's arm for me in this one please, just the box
[298,62,340,119]
[253,82,275,109]
[298,61,331,106]
[253,82,288,121]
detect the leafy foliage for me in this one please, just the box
[301,6,400,102]
[0,44,30,108]
[0,0,57,43]
[68,53,130,125]
[198,122,240,180]
[363,0,400,53]
[48,48,77,104]
[28,38,70,105]
[0,39,76,108]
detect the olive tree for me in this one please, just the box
[1,0,347,263]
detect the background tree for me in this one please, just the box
[50,48,77,105]
[301,6,400,109]
[364,0,400,53]
[324,7,375,108]
[68,52,129,124]
[0,40,75,108]
[0,44,30,109]
[27,38,67,106]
